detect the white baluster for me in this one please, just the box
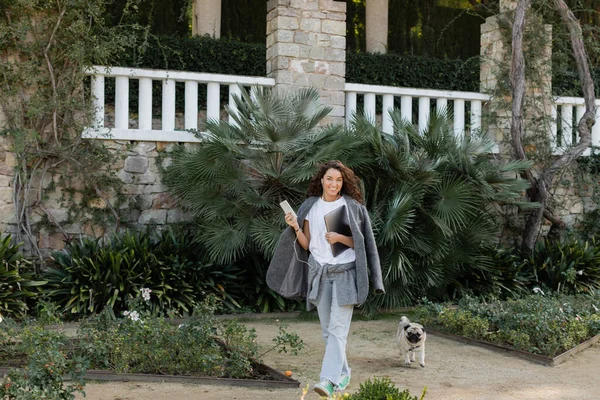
[364,93,376,123]
[162,79,176,131]
[550,103,558,155]
[471,100,482,134]
[382,94,394,134]
[561,104,573,149]
[138,78,152,131]
[418,97,430,133]
[207,82,220,121]
[115,76,129,129]
[185,81,199,131]
[400,95,412,123]
[436,98,448,116]
[345,92,357,127]
[228,83,242,126]
[91,75,105,128]
[453,99,465,138]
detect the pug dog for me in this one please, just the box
[396,316,426,367]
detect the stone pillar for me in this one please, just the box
[192,0,221,38]
[266,0,347,125]
[480,0,552,152]
[366,0,388,53]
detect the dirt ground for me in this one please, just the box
[77,316,600,400]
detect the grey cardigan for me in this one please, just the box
[266,195,385,306]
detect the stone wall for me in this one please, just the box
[266,0,346,125]
[0,135,191,258]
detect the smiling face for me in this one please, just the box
[321,168,343,201]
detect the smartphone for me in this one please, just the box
[279,200,297,219]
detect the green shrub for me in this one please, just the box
[0,235,46,319]
[418,293,600,357]
[76,295,303,378]
[0,324,88,400]
[346,52,480,92]
[491,238,600,295]
[44,228,244,317]
[348,377,426,400]
[349,112,532,308]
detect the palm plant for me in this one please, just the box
[347,111,534,308]
[163,86,363,264]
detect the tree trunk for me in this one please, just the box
[511,0,596,251]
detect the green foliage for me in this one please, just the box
[162,86,361,264]
[106,34,267,111]
[347,112,533,308]
[417,293,600,357]
[0,0,134,259]
[492,237,600,295]
[0,324,88,400]
[76,295,303,378]
[43,228,244,317]
[109,34,481,93]
[0,235,46,319]
[346,52,480,92]
[347,377,426,400]
[104,0,191,37]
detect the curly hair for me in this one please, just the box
[306,160,364,204]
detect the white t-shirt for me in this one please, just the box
[305,196,356,265]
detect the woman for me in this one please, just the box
[267,160,385,397]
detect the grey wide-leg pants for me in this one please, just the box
[317,278,353,386]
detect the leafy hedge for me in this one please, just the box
[417,294,600,357]
[346,52,480,92]
[109,34,266,77]
[103,35,597,99]
[105,35,480,94]
[553,66,600,97]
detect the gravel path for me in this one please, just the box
[77,317,600,400]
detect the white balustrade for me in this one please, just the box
[83,66,600,158]
[83,66,275,142]
[344,83,490,138]
[553,97,600,156]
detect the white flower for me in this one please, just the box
[128,310,140,321]
[178,324,185,329]
[0,314,3,323]
[575,314,582,321]
[533,287,545,295]
[141,288,152,302]
[123,310,140,322]
[577,270,584,276]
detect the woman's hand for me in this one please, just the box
[325,232,341,244]
[284,212,300,231]
[326,232,354,249]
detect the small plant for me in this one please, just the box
[346,377,426,400]
[256,322,305,360]
[0,235,46,319]
[0,324,88,400]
